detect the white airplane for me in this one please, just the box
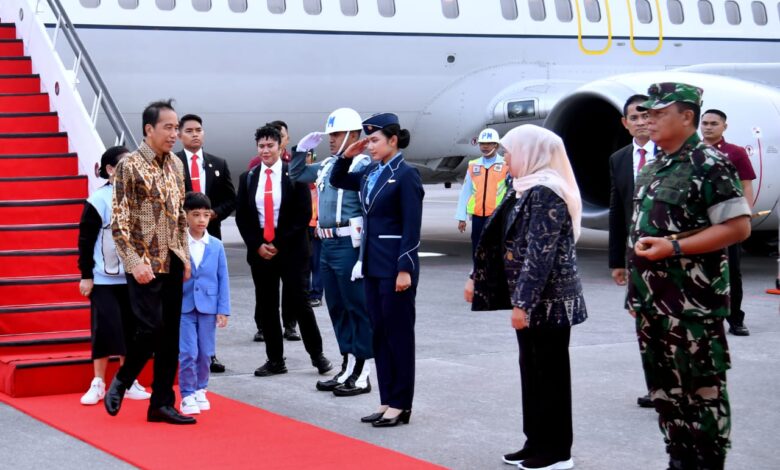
[47,0,780,230]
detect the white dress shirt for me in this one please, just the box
[632,139,656,179]
[188,230,209,269]
[255,158,283,228]
[184,148,207,190]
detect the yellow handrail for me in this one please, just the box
[574,0,613,55]
[626,0,664,55]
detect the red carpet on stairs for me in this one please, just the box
[0,390,443,469]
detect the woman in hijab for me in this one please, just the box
[465,124,587,470]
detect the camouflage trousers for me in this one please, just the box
[636,311,731,468]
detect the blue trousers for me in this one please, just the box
[321,237,373,359]
[179,310,217,398]
[309,228,323,300]
[365,276,416,409]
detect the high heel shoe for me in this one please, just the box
[360,412,384,423]
[372,409,411,427]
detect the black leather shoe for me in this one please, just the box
[728,324,750,336]
[254,360,287,377]
[210,356,226,373]
[372,409,412,427]
[637,394,654,408]
[311,354,333,374]
[283,326,301,341]
[253,330,265,342]
[316,355,348,391]
[147,405,197,425]
[502,448,535,465]
[360,412,384,423]
[333,377,371,397]
[104,377,128,416]
[309,298,322,307]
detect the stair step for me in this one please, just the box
[0,24,15,40]
[0,223,79,250]
[0,93,50,113]
[0,58,32,75]
[0,198,84,224]
[0,40,24,57]
[0,153,78,177]
[0,302,90,335]
[0,74,39,93]
[0,249,79,277]
[0,132,68,155]
[0,175,87,200]
[0,112,58,133]
[0,275,82,307]
[0,330,90,356]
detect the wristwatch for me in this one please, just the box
[671,239,683,257]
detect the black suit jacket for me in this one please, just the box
[176,150,236,239]
[608,144,635,269]
[235,162,312,265]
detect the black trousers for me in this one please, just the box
[516,326,573,460]
[470,215,488,262]
[365,277,416,410]
[116,256,183,409]
[727,244,745,326]
[250,254,323,363]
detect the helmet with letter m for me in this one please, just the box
[324,108,363,134]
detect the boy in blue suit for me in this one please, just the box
[179,192,231,415]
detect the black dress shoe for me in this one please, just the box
[311,354,333,374]
[360,412,385,423]
[254,360,288,377]
[309,298,322,307]
[104,377,128,416]
[253,330,265,342]
[210,356,226,373]
[372,409,412,427]
[283,326,301,341]
[728,324,750,336]
[637,394,654,408]
[147,405,197,425]
[316,355,349,391]
[333,377,371,397]
[502,448,535,465]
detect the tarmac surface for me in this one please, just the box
[2,185,779,469]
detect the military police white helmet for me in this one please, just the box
[477,128,501,144]
[324,108,363,134]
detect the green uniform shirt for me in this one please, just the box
[626,133,751,319]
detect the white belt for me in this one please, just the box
[317,227,351,238]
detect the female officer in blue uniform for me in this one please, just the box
[330,113,424,427]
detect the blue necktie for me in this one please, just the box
[365,166,384,202]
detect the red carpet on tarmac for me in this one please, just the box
[0,390,442,469]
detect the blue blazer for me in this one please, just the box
[330,154,424,281]
[182,237,231,315]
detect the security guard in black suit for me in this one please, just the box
[330,113,424,427]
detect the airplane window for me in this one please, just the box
[555,0,573,21]
[725,1,741,24]
[442,0,459,19]
[156,0,175,11]
[119,0,139,9]
[751,1,768,24]
[340,0,358,16]
[228,0,247,12]
[529,0,546,21]
[501,0,518,20]
[697,0,714,24]
[268,0,286,14]
[378,0,395,17]
[192,0,211,12]
[635,0,652,23]
[304,0,322,15]
[667,0,684,24]
[79,0,99,7]
[584,0,601,22]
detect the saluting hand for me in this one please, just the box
[395,271,412,292]
[343,138,368,159]
[511,307,528,330]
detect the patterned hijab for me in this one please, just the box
[500,124,582,241]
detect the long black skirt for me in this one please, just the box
[90,284,133,359]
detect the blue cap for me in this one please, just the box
[362,113,399,135]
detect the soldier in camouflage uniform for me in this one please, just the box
[626,83,752,470]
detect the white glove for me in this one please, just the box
[297,132,326,152]
[350,261,364,282]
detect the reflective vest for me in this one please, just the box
[466,159,509,217]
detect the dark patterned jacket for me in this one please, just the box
[472,186,587,328]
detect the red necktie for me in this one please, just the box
[637,148,647,172]
[191,154,201,193]
[263,168,275,242]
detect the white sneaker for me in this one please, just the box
[194,389,210,411]
[124,380,151,400]
[80,377,105,405]
[180,395,201,415]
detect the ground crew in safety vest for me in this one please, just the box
[455,128,510,260]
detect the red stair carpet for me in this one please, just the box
[0,22,98,397]
[0,390,443,470]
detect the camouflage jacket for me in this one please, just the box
[626,133,750,319]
